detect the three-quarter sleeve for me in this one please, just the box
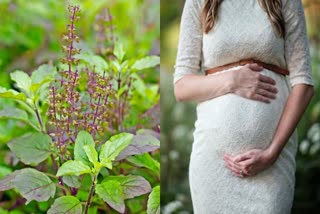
[282,0,314,87]
[173,0,203,84]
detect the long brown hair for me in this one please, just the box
[201,0,285,37]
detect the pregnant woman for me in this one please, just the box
[174,0,314,213]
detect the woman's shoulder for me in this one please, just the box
[281,0,304,18]
[184,0,204,10]
[281,0,303,11]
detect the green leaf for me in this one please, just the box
[62,175,81,188]
[102,175,151,199]
[10,70,32,95]
[127,153,160,175]
[116,87,126,99]
[110,60,121,74]
[7,132,52,165]
[83,144,98,164]
[116,130,160,160]
[101,160,112,170]
[0,171,16,191]
[74,53,108,75]
[30,64,54,93]
[31,64,55,84]
[38,201,51,212]
[0,165,12,179]
[132,74,147,96]
[0,87,27,101]
[0,108,39,131]
[30,80,51,94]
[131,56,160,71]
[0,104,40,131]
[0,168,55,204]
[120,60,129,73]
[95,180,125,213]
[0,108,28,121]
[114,42,125,61]
[0,207,8,214]
[47,196,82,214]
[56,160,91,177]
[99,133,133,169]
[147,186,160,214]
[74,131,95,165]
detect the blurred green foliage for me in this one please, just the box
[0,0,159,77]
[160,0,320,213]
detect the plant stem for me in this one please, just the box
[17,101,43,132]
[8,198,26,211]
[92,92,102,135]
[26,121,42,132]
[120,77,132,129]
[54,182,70,195]
[51,86,61,145]
[117,71,122,131]
[84,175,97,214]
[44,172,58,179]
[58,177,67,195]
[51,154,58,173]
[34,105,45,133]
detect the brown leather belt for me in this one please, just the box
[205,59,289,76]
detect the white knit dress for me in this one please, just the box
[174,0,314,213]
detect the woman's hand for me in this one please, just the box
[223,148,277,178]
[230,63,278,103]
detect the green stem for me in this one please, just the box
[51,154,58,174]
[24,120,42,132]
[44,172,57,179]
[16,100,42,131]
[30,98,47,134]
[84,175,97,214]
[35,106,45,133]
[54,182,70,195]
[16,100,34,115]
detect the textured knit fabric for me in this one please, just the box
[173,0,314,213]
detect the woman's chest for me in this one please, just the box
[202,0,285,66]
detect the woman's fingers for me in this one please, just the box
[258,82,278,94]
[224,159,251,177]
[246,63,263,72]
[250,93,271,103]
[223,154,251,176]
[234,65,279,103]
[224,155,242,169]
[224,161,243,177]
[224,152,255,176]
[255,81,278,101]
[233,152,252,162]
[239,159,254,172]
[256,88,276,100]
[257,73,276,85]
[246,65,276,85]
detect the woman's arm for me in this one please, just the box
[223,0,315,177]
[174,63,278,103]
[174,73,233,102]
[223,84,314,177]
[266,84,314,159]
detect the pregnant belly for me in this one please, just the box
[194,69,290,152]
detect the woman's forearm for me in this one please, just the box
[266,84,314,161]
[174,64,277,103]
[174,72,233,102]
